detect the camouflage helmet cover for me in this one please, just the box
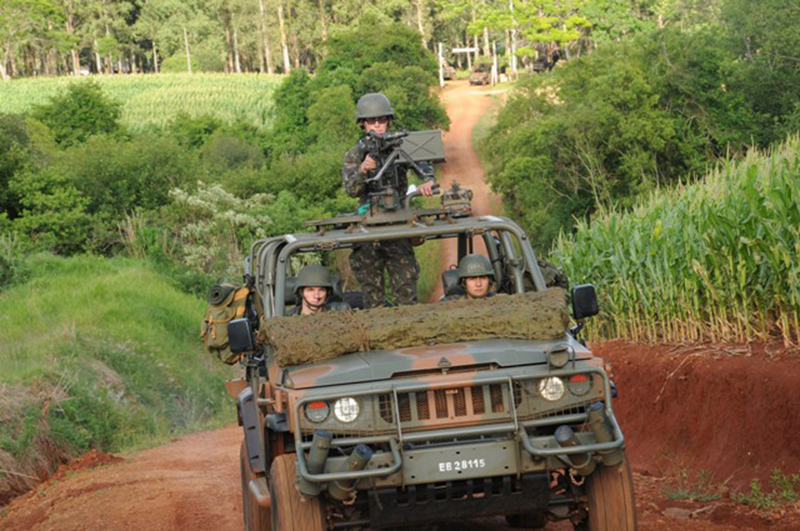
[458,254,494,280]
[355,93,395,122]
[295,264,334,296]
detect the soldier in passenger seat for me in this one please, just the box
[287,265,351,316]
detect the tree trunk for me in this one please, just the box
[130,50,137,74]
[232,25,242,73]
[258,0,274,73]
[105,25,113,74]
[470,3,479,64]
[415,0,426,49]
[318,0,328,41]
[288,4,301,70]
[465,34,472,70]
[277,2,291,73]
[483,27,490,58]
[0,47,9,81]
[153,43,159,73]
[94,40,103,74]
[183,26,193,74]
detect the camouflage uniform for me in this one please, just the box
[343,139,428,308]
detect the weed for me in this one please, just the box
[662,468,723,503]
[734,469,800,510]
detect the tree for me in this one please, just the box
[32,81,122,146]
[0,0,60,80]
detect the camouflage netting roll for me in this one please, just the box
[260,288,569,366]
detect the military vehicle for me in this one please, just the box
[221,131,635,531]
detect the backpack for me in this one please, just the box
[201,283,251,364]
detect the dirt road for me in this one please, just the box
[3,82,799,531]
[428,81,503,301]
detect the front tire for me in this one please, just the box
[241,441,272,531]
[585,457,637,531]
[269,454,326,531]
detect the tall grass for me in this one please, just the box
[0,73,283,131]
[553,136,800,345]
[0,254,234,502]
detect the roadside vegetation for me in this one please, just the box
[554,136,800,344]
[0,254,235,504]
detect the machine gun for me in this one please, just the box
[362,130,445,212]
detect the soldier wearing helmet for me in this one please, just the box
[287,264,351,316]
[342,93,434,309]
[444,254,497,301]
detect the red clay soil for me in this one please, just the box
[2,342,798,531]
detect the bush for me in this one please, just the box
[9,168,92,254]
[31,81,122,146]
[166,113,223,149]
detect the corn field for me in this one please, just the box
[0,73,283,131]
[553,136,800,345]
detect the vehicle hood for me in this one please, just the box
[282,337,591,389]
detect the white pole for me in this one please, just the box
[438,42,445,88]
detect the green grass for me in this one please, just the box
[662,469,723,503]
[553,136,800,344]
[0,73,284,131]
[0,254,235,498]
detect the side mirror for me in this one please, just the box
[228,318,256,354]
[571,284,599,320]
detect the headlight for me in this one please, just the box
[304,401,330,423]
[538,377,565,401]
[333,397,360,423]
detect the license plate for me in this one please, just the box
[437,458,486,473]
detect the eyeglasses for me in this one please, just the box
[363,116,390,125]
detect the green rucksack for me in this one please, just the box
[201,283,251,364]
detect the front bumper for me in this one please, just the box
[292,366,625,489]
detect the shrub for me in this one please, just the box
[31,81,122,147]
[9,169,92,254]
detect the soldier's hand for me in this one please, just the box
[418,180,435,197]
[360,155,377,175]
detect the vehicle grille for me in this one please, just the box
[379,384,516,425]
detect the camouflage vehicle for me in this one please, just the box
[223,132,635,531]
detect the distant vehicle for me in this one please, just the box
[442,63,457,80]
[469,63,491,85]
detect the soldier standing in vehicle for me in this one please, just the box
[342,93,435,308]
[287,264,351,316]
[443,254,497,301]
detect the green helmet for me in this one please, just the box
[295,264,333,296]
[458,254,494,280]
[355,93,395,122]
